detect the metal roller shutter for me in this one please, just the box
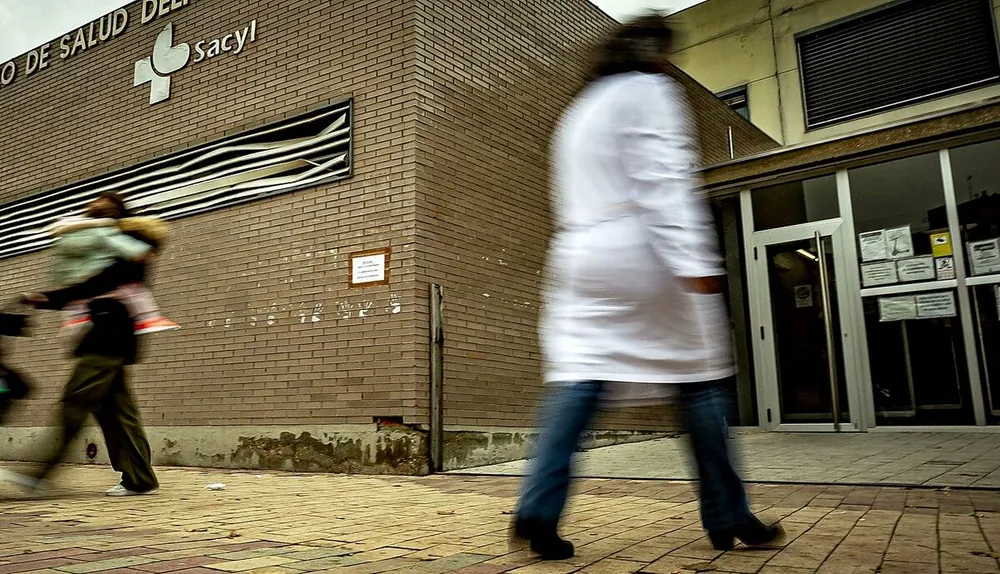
[798,0,1000,129]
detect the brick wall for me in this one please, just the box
[410,1,779,432]
[0,0,777,447]
[0,0,425,429]
[410,0,611,430]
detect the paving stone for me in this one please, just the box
[2,464,1000,574]
[3,552,95,564]
[879,563,939,574]
[459,432,1000,488]
[758,567,815,574]
[0,562,85,574]
[57,558,156,574]
[133,557,220,573]
[203,558,296,573]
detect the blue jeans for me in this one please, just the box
[516,381,752,534]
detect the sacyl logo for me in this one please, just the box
[133,23,189,105]
[133,20,259,106]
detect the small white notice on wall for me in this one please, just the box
[916,292,957,319]
[935,257,956,280]
[349,248,391,287]
[885,226,914,259]
[861,261,899,287]
[859,230,888,262]
[879,296,917,322]
[969,239,1000,276]
[896,256,935,282]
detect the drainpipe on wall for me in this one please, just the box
[429,284,445,472]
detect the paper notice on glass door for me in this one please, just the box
[915,292,957,318]
[896,256,935,282]
[969,239,1000,276]
[861,261,899,287]
[931,232,953,257]
[935,256,956,280]
[879,296,917,322]
[794,285,813,308]
[885,226,914,259]
[859,230,887,262]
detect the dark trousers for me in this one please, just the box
[35,354,158,492]
[517,381,751,534]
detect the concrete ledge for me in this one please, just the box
[0,424,429,475]
[0,425,673,475]
[442,427,676,471]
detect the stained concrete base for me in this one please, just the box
[0,425,672,475]
[0,425,429,475]
[441,427,674,471]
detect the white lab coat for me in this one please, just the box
[541,72,736,405]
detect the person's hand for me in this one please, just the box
[130,251,154,264]
[682,276,726,295]
[20,292,48,307]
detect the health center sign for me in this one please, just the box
[0,0,260,105]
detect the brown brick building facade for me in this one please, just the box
[0,0,775,474]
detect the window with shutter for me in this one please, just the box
[797,0,1000,129]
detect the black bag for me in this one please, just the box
[0,312,28,337]
[0,308,33,424]
[0,363,31,425]
[0,364,30,400]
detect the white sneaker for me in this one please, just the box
[106,483,158,497]
[0,470,42,491]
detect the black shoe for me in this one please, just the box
[709,516,784,551]
[510,517,575,560]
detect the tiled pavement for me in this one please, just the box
[3,466,1000,573]
[453,432,1000,488]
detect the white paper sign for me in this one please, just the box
[896,256,935,282]
[861,261,899,287]
[969,239,1000,276]
[794,285,813,308]
[885,226,914,259]
[351,253,387,284]
[859,230,887,262]
[936,257,956,280]
[879,296,917,322]
[916,292,957,319]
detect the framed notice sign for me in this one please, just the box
[348,248,391,288]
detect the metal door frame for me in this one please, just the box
[743,216,866,432]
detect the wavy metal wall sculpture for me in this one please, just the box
[0,100,353,261]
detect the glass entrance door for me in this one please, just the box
[752,220,864,431]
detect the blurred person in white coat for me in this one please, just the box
[510,14,783,560]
